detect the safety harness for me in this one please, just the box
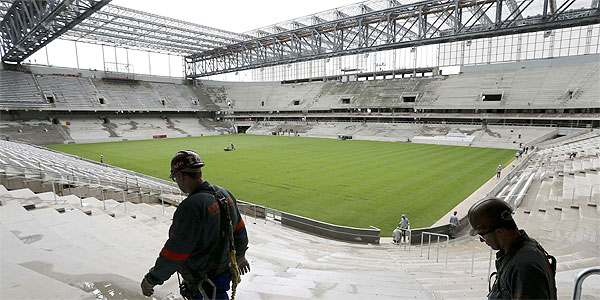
[489,238,557,296]
[178,185,242,300]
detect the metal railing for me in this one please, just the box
[240,202,267,224]
[470,237,495,283]
[397,228,412,251]
[554,184,600,207]
[572,267,600,300]
[265,207,282,222]
[573,267,600,300]
[420,232,449,265]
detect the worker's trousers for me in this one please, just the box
[191,269,232,300]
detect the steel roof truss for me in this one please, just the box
[184,0,598,77]
[1,0,110,62]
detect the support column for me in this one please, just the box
[584,25,594,54]
[74,41,80,69]
[101,45,106,71]
[460,41,465,66]
[516,35,523,62]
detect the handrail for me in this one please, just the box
[401,228,412,252]
[469,236,495,281]
[471,237,477,276]
[572,267,600,300]
[420,232,449,265]
[554,183,600,207]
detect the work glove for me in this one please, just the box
[141,276,155,297]
[237,255,251,275]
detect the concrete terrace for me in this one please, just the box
[1,132,599,299]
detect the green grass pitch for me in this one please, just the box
[47,135,515,236]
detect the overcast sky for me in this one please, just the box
[111,0,363,33]
[26,0,366,79]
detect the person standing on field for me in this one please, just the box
[496,165,502,179]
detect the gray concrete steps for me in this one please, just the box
[1,131,600,300]
[29,204,164,258]
[132,211,172,233]
[0,215,179,300]
[8,190,165,248]
[0,258,95,300]
[127,202,174,220]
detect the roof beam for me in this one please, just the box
[1,0,110,63]
[185,0,599,78]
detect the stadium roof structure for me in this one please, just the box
[1,0,598,77]
[0,0,445,62]
[185,0,600,78]
[0,0,251,63]
[0,0,111,62]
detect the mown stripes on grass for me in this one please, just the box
[47,135,514,236]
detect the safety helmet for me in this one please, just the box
[467,198,513,236]
[402,214,406,218]
[453,211,457,214]
[169,150,205,179]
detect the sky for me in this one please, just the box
[111,0,364,34]
[26,0,366,79]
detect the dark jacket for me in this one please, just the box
[489,230,556,300]
[146,181,248,285]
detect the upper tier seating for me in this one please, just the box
[0,70,49,108]
[2,55,597,114]
[203,55,600,112]
[36,75,98,108]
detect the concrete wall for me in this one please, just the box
[236,199,380,244]
[281,212,380,244]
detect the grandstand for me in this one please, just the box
[1,55,598,146]
[1,0,599,299]
[1,132,599,299]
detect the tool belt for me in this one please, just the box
[179,265,231,300]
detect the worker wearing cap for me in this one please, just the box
[449,211,460,238]
[496,165,502,179]
[468,198,556,300]
[398,214,410,242]
[141,150,250,299]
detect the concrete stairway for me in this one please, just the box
[2,184,599,299]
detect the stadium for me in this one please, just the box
[0,0,599,299]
